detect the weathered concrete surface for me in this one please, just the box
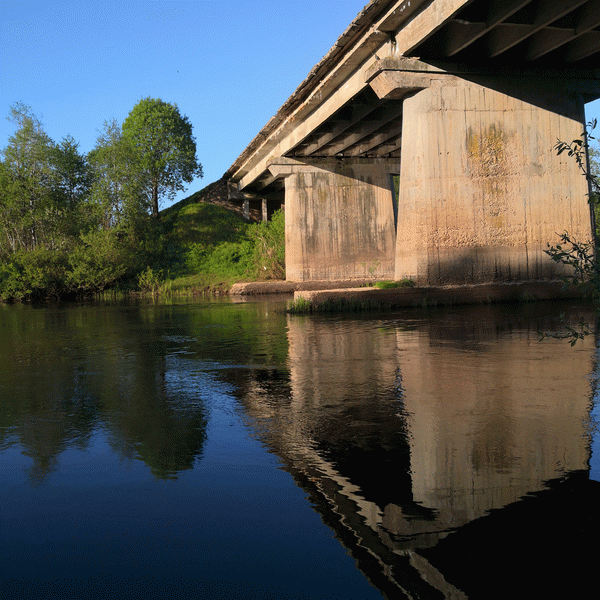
[268,158,397,281]
[230,278,378,296]
[226,0,600,288]
[389,62,593,284]
[294,281,583,308]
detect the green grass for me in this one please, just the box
[170,202,250,250]
[374,279,415,289]
[287,297,397,314]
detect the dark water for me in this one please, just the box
[1,298,599,599]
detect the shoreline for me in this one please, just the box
[231,279,584,308]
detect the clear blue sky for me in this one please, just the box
[2,0,600,208]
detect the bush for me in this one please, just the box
[137,266,163,293]
[186,240,254,278]
[0,246,69,301]
[67,230,128,296]
[249,209,285,279]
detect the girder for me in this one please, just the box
[413,0,600,66]
[228,0,600,196]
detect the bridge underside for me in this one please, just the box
[229,0,600,284]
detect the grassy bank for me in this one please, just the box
[128,200,285,299]
[0,182,286,302]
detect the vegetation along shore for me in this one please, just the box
[1,99,599,307]
[0,100,284,302]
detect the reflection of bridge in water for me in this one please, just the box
[234,304,600,598]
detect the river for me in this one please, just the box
[1,298,599,599]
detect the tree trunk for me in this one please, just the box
[151,183,159,218]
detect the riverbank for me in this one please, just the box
[231,279,583,311]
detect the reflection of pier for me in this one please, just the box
[236,305,599,598]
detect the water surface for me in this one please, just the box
[1,299,599,599]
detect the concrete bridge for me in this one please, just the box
[225,0,600,284]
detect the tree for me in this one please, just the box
[51,135,92,208]
[0,103,57,252]
[121,98,203,218]
[88,119,147,230]
[543,121,600,343]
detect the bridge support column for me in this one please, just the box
[268,158,398,281]
[369,60,594,285]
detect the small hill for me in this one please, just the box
[162,177,262,223]
[170,201,249,249]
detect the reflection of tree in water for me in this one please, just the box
[1,300,290,483]
[103,387,208,481]
[1,354,101,485]
[97,314,209,479]
[0,304,209,482]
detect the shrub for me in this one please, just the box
[67,230,128,296]
[186,239,254,278]
[249,209,285,279]
[0,246,69,301]
[374,279,415,289]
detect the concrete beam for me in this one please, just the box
[227,0,442,189]
[364,57,600,100]
[395,0,474,56]
[237,43,390,190]
[482,0,589,59]
[267,156,399,178]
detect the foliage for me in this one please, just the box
[543,121,600,343]
[122,98,203,218]
[546,233,600,302]
[172,203,285,282]
[0,100,287,302]
[555,120,599,198]
[66,229,128,296]
[287,296,398,314]
[0,100,209,301]
[87,119,147,230]
[249,209,285,280]
[0,103,68,254]
[374,279,415,289]
[52,135,92,208]
[187,239,254,278]
[137,266,164,294]
[0,246,69,301]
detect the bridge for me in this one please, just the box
[225,0,600,284]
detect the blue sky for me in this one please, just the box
[2,0,600,209]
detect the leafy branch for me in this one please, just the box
[541,120,600,343]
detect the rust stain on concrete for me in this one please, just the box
[466,124,509,179]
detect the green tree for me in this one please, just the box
[122,97,203,218]
[543,121,600,343]
[88,119,147,230]
[51,135,92,208]
[588,139,600,233]
[0,103,57,252]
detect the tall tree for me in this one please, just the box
[88,119,147,230]
[52,135,92,208]
[0,103,56,251]
[121,98,203,218]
